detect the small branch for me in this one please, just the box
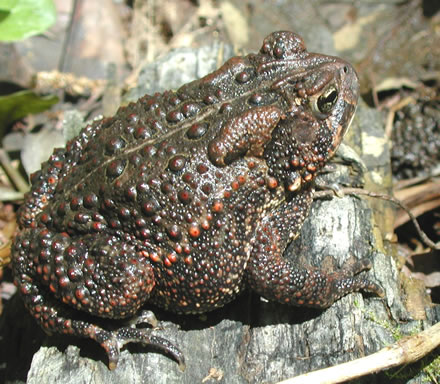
[277,321,440,384]
[0,149,29,195]
[384,96,415,138]
[314,187,440,250]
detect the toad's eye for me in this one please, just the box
[316,86,338,114]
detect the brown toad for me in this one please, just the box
[12,31,382,369]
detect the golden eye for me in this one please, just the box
[316,86,338,114]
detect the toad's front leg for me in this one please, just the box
[245,189,383,308]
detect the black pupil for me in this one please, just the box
[317,89,338,113]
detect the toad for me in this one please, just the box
[12,31,383,369]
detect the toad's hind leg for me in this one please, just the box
[12,230,184,369]
[246,189,384,308]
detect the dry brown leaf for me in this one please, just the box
[394,180,440,228]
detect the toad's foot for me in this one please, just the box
[96,325,185,370]
[328,258,385,304]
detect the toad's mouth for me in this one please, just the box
[325,97,357,159]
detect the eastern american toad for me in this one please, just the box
[12,31,383,369]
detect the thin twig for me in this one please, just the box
[384,96,415,138]
[0,149,29,194]
[58,0,79,72]
[314,187,440,250]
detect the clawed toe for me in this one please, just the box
[331,257,384,301]
[347,258,372,274]
[128,310,159,328]
[350,258,384,297]
[101,326,185,370]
